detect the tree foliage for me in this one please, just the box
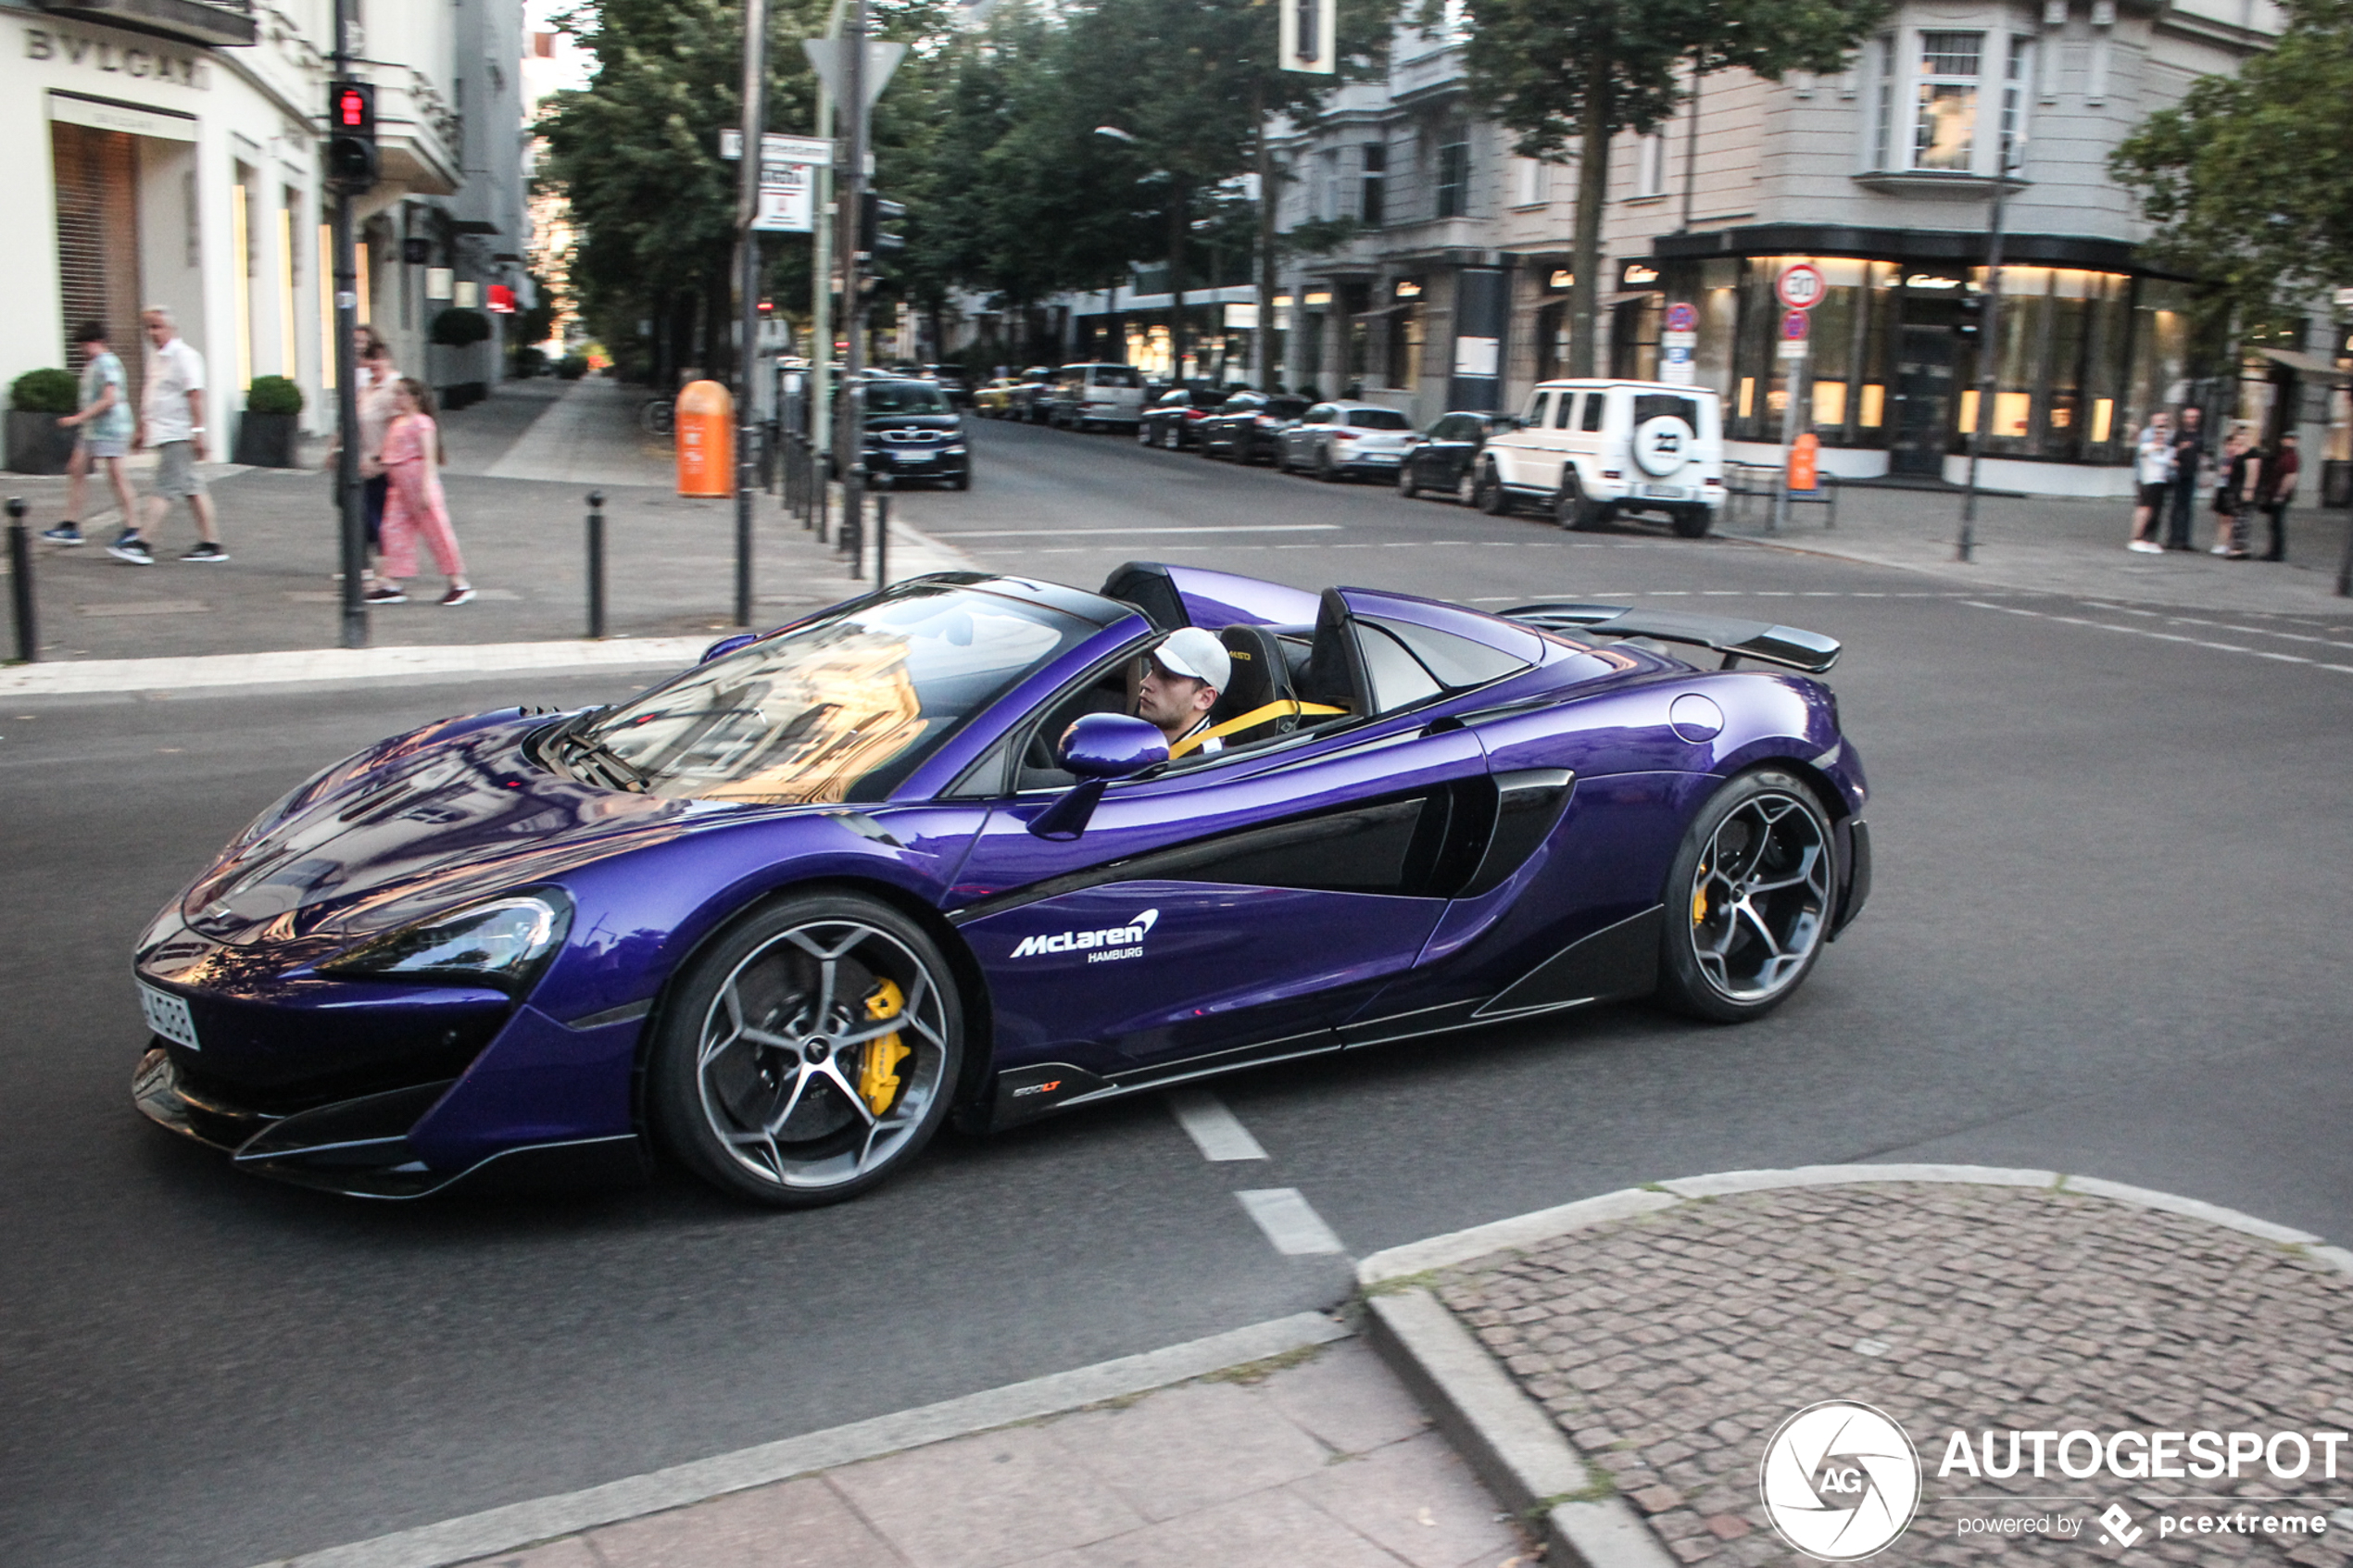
[1437,0,1883,372]
[2112,0,2353,329]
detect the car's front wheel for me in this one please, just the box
[1475,461,1512,515]
[1398,461,1420,499]
[648,890,964,1207]
[1454,465,1478,507]
[1655,771,1836,1023]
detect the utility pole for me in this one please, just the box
[1958,135,2021,563]
[810,0,848,470]
[734,0,768,626]
[1252,87,1277,391]
[330,0,365,649]
[836,0,869,560]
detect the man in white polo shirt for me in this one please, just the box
[1134,627,1231,756]
[107,305,229,565]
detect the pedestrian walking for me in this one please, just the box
[2127,409,2172,553]
[2165,405,2206,550]
[362,378,473,606]
[323,326,399,588]
[42,321,139,546]
[2209,423,2259,558]
[2257,431,2299,562]
[107,306,227,565]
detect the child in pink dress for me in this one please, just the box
[363,378,475,606]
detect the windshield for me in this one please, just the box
[865,382,951,415]
[571,585,1093,805]
[1085,365,1143,387]
[1344,408,1412,430]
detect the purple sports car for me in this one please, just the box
[131,564,1870,1207]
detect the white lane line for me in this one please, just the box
[1236,1188,1348,1256]
[1165,1089,1267,1161]
[2076,604,2353,651]
[1961,600,2353,672]
[941,524,1341,537]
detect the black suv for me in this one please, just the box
[860,379,969,490]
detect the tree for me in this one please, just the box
[1438,0,1884,374]
[2111,0,2353,332]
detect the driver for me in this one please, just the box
[1135,628,1231,755]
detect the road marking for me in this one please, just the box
[1962,600,2353,673]
[941,524,1341,538]
[1236,1188,1347,1256]
[2074,604,2353,651]
[1165,1089,1267,1161]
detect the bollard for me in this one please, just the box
[585,489,607,640]
[815,455,829,545]
[6,497,34,663]
[842,468,864,581]
[875,490,889,589]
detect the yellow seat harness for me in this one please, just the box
[1168,698,1347,759]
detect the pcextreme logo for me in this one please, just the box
[1009,909,1158,962]
[1759,1401,1923,1562]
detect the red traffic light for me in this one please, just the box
[339,89,366,126]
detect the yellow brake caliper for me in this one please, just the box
[857,979,910,1116]
[1692,859,1710,927]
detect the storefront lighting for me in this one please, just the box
[1394,281,1421,298]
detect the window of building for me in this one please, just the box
[1313,148,1339,222]
[1636,132,1667,198]
[1512,157,1548,207]
[1999,34,2032,169]
[1914,31,1982,172]
[1435,129,1471,219]
[1868,33,1896,169]
[1361,143,1388,227]
[1386,280,1423,388]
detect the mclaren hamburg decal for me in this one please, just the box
[1010,909,1160,964]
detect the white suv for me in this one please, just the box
[1045,363,1146,431]
[1473,380,1726,536]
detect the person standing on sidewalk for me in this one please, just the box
[107,306,227,565]
[2210,423,2259,558]
[2257,431,2299,562]
[362,378,473,606]
[2164,405,2207,551]
[42,322,139,547]
[2127,409,2172,553]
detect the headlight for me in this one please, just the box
[321,893,572,990]
[943,445,966,455]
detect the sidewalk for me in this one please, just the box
[1726,482,2353,619]
[262,1169,2353,1568]
[0,377,964,671]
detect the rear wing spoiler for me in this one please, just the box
[1502,602,1841,674]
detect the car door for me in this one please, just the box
[949,638,1497,1105]
[1286,404,1331,465]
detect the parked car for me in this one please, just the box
[1276,402,1417,481]
[859,377,969,490]
[1398,411,1519,504]
[974,377,1026,419]
[1009,368,1057,423]
[1473,380,1726,536]
[130,562,1867,1205]
[925,365,972,406]
[1199,393,1312,465]
[1136,383,1229,450]
[1045,362,1147,431]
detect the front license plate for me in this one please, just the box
[889,449,935,464]
[1641,483,1691,499]
[140,983,200,1051]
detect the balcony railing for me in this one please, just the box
[31,0,258,48]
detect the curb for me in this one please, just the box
[253,1311,1348,1568]
[1355,1163,2353,1568]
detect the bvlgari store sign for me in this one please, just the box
[23,24,212,91]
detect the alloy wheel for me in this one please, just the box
[1684,792,1832,1004]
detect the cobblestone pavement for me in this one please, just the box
[1435,1184,2353,1565]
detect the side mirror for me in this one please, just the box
[1027,714,1168,839]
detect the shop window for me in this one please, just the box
[1343,282,1371,385]
[1610,295,1660,381]
[1386,282,1422,388]
[1535,300,1568,383]
[1859,383,1885,427]
[1362,144,1388,227]
[1914,32,1982,172]
[1435,130,1471,219]
[1738,377,1755,419]
[1814,382,1848,426]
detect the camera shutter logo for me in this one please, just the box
[1758,1401,1921,1561]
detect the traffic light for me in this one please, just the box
[327,80,378,190]
[1953,292,1983,345]
[859,193,906,256]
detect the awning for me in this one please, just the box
[2258,347,2353,383]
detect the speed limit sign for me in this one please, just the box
[1775,264,1826,311]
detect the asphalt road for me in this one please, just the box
[6,415,2352,1567]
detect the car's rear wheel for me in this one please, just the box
[1672,507,1713,538]
[648,891,963,1207]
[1398,461,1420,499]
[1656,771,1836,1023]
[1454,466,1478,507]
[1315,447,1340,483]
[1475,461,1512,515]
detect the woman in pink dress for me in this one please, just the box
[363,378,475,606]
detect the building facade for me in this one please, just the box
[1071,0,2341,497]
[2,0,527,456]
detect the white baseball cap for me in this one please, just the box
[1148,627,1230,694]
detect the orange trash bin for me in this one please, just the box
[675,379,734,496]
[1789,431,1820,493]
